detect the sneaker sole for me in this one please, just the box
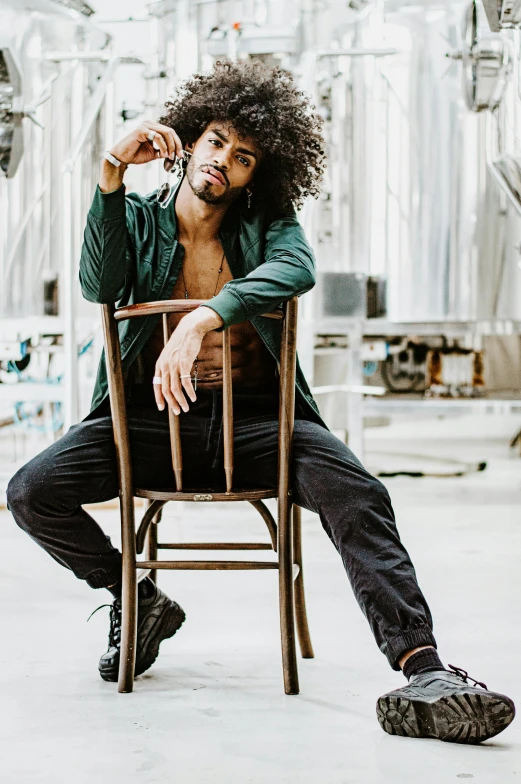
[135,599,186,677]
[99,600,186,683]
[377,691,515,744]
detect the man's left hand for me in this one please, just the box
[153,306,224,414]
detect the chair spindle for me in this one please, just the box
[163,314,183,491]
[222,328,234,492]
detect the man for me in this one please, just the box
[7,60,515,743]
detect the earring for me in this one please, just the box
[246,188,252,210]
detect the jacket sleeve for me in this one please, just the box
[204,213,316,328]
[79,184,153,304]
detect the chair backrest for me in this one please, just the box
[100,298,299,499]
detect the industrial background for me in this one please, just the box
[0,1,520,782]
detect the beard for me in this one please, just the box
[185,157,244,206]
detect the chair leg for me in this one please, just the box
[145,504,161,584]
[278,497,299,695]
[292,506,314,659]
[118,496,138,694]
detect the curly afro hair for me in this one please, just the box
[159,59,326,212]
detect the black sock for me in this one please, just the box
[106,577,156,602]
[107,580,122,600]
[402,648,444,680]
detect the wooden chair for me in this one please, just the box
[101,297,314,695]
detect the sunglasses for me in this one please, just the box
[156,150,193,209]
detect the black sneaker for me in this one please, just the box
[377,664,515,744]
[95,585,186,682]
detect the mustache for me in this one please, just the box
[199,162,229,186]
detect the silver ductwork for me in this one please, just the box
[299,0,520,323]
[0,0,110,319]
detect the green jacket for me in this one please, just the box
[79,178,325,427]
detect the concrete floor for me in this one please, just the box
[1,413,520,783]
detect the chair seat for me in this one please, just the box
[135,488,277,502]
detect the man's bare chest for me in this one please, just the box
[173,240,232,301]
[141,239,276,389]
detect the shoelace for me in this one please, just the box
[87,602,122,650]
[448,663,488,690]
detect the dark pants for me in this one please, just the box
[6,388,436,670]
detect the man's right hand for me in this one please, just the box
[100,121,184,193]
[109,121,184,166]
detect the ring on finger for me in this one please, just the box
[147,130,157,142]
[180,374,191,379]
[152,376,162,385]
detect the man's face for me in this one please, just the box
[184,122,260,206]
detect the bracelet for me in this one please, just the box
[103,149,124,168]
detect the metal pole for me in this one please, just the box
[61,168,79,430]
[346,320,364,460]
